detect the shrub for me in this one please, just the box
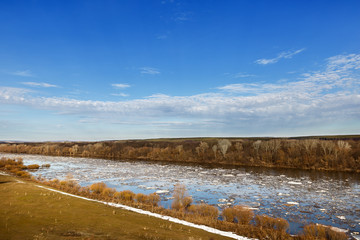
[89,182,107,194]
[49,178,60,187]
[222,205,254,224]
[27,164,40,169]
[15,170,31,178]
[255,215,289,231]
[115,190,135,202]
[101,187,116,198]
[188,204,219,220]
[302,224,347,240]
[147,193,161,206]
[135,193,148,203]
[171,184,192,211]
[42,164,51,168]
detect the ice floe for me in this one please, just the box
[2,153,359,235]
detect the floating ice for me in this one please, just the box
[286,202,299,205]
[223,174,235,177]
[156,190,170,194]
[288,181,302,185]
[1,153,359,236]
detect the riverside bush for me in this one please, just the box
[255,214,289,231]
[188,204,219,220]
[222,205,254,224]
[115,190,135,202]
[89,182,107,194]
[301,224,347,240]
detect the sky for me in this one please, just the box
[0,0,360,141]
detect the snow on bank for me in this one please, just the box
[37,185,255,240]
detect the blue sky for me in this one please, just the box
[0,0,359,141]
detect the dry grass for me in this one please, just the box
[0,174,234,240]
[222,206,254,224]
[0,157,350,240]
[299,224,348,240]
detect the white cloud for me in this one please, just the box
[111,83,130,89]
[111,93,129,97]
[140,67,160,75]
[0,53,359,136]
[255,48,305,65]
[21,82,59,88]
[11,70,33,77]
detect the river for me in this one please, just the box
[1,153,359,235]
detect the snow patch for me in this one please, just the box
[36,185,255,240]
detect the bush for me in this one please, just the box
[171,184,192,211]
[115,190,135,202]
[147,193,161,206]
[15,170,31,178]
[101,187,116,198]
[222,205,254,224]
[89,182,107,194]
[302,224,347,240]
[135,193,148,204]
[255,215,289,231]
[188,204,219,220]
[42,164,51,168]
[27,164,40,169]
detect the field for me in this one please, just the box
[0,173,232,240]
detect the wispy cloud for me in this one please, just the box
[11,70,33,77]
[111,83,130,89]
[255,48,305,65]
[21,82,59,88]
[111,93,129,97]
[174,11,193,22]
[140,67,160,75]
[228,72,256,79]
[1,53,359,135]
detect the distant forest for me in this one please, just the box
[1,136,360,172]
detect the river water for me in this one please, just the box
[1,153,359,235]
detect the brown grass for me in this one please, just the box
[0,174,232,240]
[299,224,348,240]
[222,205,254,224]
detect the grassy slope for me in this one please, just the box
[0,174,232,240]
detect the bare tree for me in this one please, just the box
[218,139,232,156]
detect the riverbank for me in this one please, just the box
[1,156,353,240]
[0,173,238,240]
[1,135,359,173]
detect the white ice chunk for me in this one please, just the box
[288,181,302,185]
[156,190,170,194]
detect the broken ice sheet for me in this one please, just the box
[1,152,359,235]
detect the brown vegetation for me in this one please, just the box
[0,157,351,240]
[1,136,360,172]
[222,205,254,225]
[299,224,348,240]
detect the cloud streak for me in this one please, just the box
[21,82,59,88]
[0,53,359,135]
[11,70,34,77]
[255,48,305,65]
[111,83,130,89]
[140,67,160,75]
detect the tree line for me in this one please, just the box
[1,136,360,172]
